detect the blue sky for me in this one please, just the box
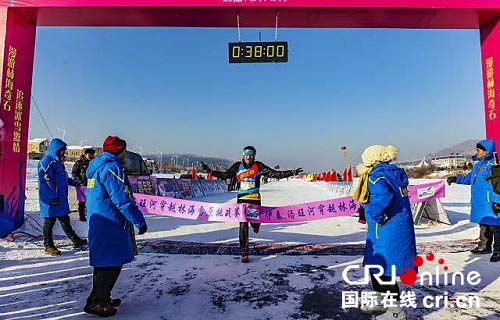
[30,27,484,171]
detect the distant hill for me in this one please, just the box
[143,153,234,169]
[426,139,479,159]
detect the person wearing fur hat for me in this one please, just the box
[353,145,416,320]
[447,139,500,262]
[200,145,303,263]
[84,136,148,317]
[38,138,87,256]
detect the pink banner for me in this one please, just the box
[135,180,446,224]
[408,180,446,204]
[481,21,500,144]
[245,197,358,224]
[136,195,242,223]
[0,8,36,234]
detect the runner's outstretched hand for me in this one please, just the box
[200,161,212,173]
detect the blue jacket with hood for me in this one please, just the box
[456,139,500,226]
[38,138,75,218]
[85,152,147,267]
[363,162,417,276]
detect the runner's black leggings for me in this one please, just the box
[238,197,261,256]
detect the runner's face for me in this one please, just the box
[244,154,255,164]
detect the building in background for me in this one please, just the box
[28,138,50,159]
[431,155,467,169]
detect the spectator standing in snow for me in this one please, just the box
[353,145,416,319]
[84,136,147,317]
[447,139,500,262]
[38,138,87,256]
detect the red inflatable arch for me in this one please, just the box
[1,0,500,234]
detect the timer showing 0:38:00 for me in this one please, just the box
[228,41,288,63]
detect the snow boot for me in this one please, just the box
[471,246,491,254]
[252,224,260,234]
[241,256,249,263]
[73,238,88,250]
[490,252,500,262]
[84,303,117,317]
[44,247,61,256]
[375,306,407,319]
[360,292,387,315]
[108,298,121,307]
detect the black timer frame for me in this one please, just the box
[228,41,288,63]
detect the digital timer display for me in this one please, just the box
[228,41,288,63]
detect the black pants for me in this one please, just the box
[370,273,400,300]
[78,201,86,221]
[87,266,123,306]
[238,197,261,257]
[239,222,261,256]
[479,224,500,252]
[43,215,79,248]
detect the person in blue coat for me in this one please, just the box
[84,136,147,318]
[38,138,87,256]
[447,139,500,262]
[354,145,416,319]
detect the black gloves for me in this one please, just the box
[493,203,500,216]
[138,224,148,235]
[50,198,61,205]
[293,168,303,175]
[200,161,212,173]
[447,176,457,186]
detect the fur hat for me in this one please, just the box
[361,145,385,167]
[360,145,399,168]
[381,145,399,162]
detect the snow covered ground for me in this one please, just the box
[1,162,499,319]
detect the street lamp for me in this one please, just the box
[136,145,143,155]
[159,151,163,172]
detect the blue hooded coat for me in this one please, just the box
[38,138,75,218]
[86,152,147,267]
[363,162,417,276]
[456,139,500,226]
